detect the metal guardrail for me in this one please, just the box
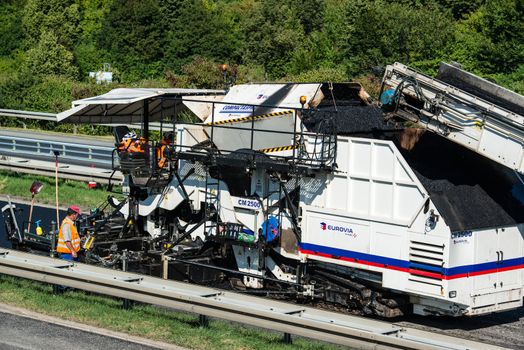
[0,135,114,169]
[0,109,56,121]
[0,248,506,350]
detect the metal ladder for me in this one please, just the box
[203,170,220,236]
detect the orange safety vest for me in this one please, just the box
[156,144,167,168]
[118,138,146,153]
[57,217,81,254]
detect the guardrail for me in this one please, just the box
[0,131,120,183]
[0,135,114,169]
[0,109,56,121]
[0,248,504,350]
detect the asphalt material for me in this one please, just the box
[303,104,399,136]
[398,132,524,231]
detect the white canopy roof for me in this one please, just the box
[57,88,225,124]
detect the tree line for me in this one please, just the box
[0,0,522,132]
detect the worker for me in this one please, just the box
[118,131,147,154]
[57,205,81,261]
[156,132,173,169]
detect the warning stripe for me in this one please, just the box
[259,142,300,153]
[206,110,294,126]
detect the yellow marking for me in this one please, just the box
[258,143,300,153]
[206,110,294,126]
[84,236,95,250]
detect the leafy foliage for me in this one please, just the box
[0,0,522,133]
[25,31,79,79]
[99,0,165,81]
[22,0,81,49]
[0,2,23,55]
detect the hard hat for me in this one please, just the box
[69,205,81,215]
[123,131,137,140]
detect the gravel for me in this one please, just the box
[396,307,524,349]
[304,104,399,136]
[398,132,524,231]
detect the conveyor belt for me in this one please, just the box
[382,62,524,173]
[0,249,508,350]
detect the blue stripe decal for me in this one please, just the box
[300,242,524,277]
[445,257,524,275]
[299,242,409,269]
[408,262,443,273]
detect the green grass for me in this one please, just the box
[0,170,114,210]
[0,275,347,350]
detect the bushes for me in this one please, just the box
[0,0,522,138]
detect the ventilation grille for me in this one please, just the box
[408,240,444,287]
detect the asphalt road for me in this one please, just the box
[0,312,160,350]
[0,200,64,249]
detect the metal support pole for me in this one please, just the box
[162,255,169,280]
[121,251,133,310]
[251,105,255,164]
[199,314,209,328]
[283,333,292,344]
[50,220,56,258]
[143,99,150,140]
[54,151,60,228]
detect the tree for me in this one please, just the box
[436,0,484,19]
[450,0,524,74]
[22,0,80,49]
[25,31,78,79]
[242,0,305,78]
[0,2,23,55]
[287,0,351,75]
[290,0,325,35]
[99,0,164,81]
[163,0,242,71]
[344,1,454,75]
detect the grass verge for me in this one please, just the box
[0,170,114,210]
[0,275,346,350]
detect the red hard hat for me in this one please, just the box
[69,205,81,214]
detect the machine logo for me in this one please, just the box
[220,104,252,114]
[451,230,472,244]
[236,198,261,209]
[319,222,356,237]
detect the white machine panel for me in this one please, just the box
[206,83,321,123]
[311,136,428,227]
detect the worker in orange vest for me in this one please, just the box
[118,132,147,154]
[156,133,172,169]
[57,205,81,261]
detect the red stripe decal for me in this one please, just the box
[299,248,524,280]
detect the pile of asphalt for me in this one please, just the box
[399,132,524,231]
[303,105,400,136]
